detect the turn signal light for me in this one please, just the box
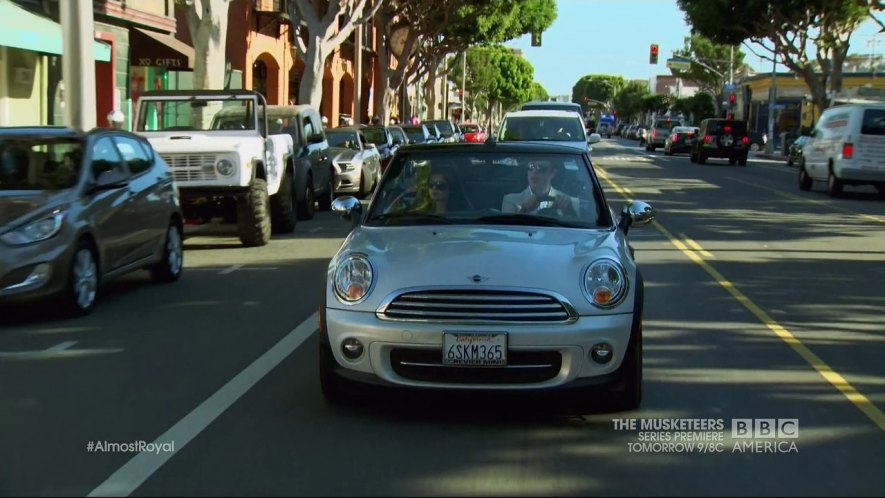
[741,136,749,145]
[704,135,712,144]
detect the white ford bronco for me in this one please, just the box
[134,90,296,246]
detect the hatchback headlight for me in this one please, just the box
[583,258,628,308]
[1,211,65,246]
[215,158,236,177]
[333,254,373,304]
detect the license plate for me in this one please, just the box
[443,332,507,366]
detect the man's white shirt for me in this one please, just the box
[501,187,580,215]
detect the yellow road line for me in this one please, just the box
[680,234,714,258]
[598,169,885,433]
[728,176,885,225]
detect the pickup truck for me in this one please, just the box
[134,90,302,247]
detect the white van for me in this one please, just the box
[800,103,885,196]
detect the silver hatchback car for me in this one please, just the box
[0,127,183,316]
[321,142,654,412]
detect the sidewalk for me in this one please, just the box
[752,148,791,164]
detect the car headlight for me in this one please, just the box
[582,258,628,308]
[215,159,236,176]
[1,211,65,246]
[333,254,373,304]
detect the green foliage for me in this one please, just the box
[529,82,549,102]
[642,94,672,115]
[571,75,626,112]
[612,81,651,122]
[671,35,745,99]
[673,93,716,123]
[448,0,557,47]
[449,45,535,110]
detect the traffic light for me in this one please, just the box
[649,44,659,64]
[728,93,736,106]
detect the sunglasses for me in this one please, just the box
[428,181,449,190]
[527,163,552,172]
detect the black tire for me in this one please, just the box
[357,171,367,200]
[738,156,747,166]
[648,145,655,152]
[788,157,794,166]
[63,241,99,316]
[237,178,272,247]
[149,221,183,283]
[697,152,707,165]
[296,174,316,221]
[750,143,760,152]
[318,169,335,211]
[689,151,697,163]
[827,168,843,198]
[729,157,737,166]
[799,163,813,191]
[271,172,297,232]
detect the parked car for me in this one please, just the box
[401,124,435,144]
[799,103,885,196]
[325,127,382,198]
[787,135,809,167]
[664,126,700,156]
[425,123,444,143]
[497,110,601,154]
[425,120,459,143]
[690,118,750,166]
[0,127,182,315]
[360,125,396,171]
[320,142,655,412]
[460,123,487,143]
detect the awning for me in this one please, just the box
[130,28,194,70]
[0,0,111,61]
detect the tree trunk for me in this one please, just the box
[186,0,231,127]
[373,25,389,122]
[423,60,438,120]
[299,38,327,109]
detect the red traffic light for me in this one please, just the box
[458,89,463,98]
[649,44,659,64]
[728,94,736,105]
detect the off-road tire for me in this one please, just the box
[237,178,272,247]
[271,172,297,233]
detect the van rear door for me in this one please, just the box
[855,108,885,173]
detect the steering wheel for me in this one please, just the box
[535,195,575,218]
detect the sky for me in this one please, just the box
[506,0,885,97]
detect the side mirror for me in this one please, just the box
[366,143,377,149]
[92,169,129,191]
[331,196,363,229]
[307,133,325,144]
[618,200,655,235]
[588,133,602,144]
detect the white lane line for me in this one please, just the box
[219,264,243,275]
[308,227,323,233]
[87,312,318,497]
[0,341,77,358]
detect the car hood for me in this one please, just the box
[0,190,71,232]
[329,225,635,315]
[144,134,259,154]
[506,140,588,151]
[330,147,361,163]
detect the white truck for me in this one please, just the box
[133,90,296,247]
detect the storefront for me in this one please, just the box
[128,27,195,128]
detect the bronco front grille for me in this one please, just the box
[377,289,575,323]
[160,154,218,182]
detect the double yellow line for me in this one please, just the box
[596,167,885,432]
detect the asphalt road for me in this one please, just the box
[1,138,883,496]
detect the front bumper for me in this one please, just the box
[334,165,364,194]
[0,231,74,303]
[323,307,636,391]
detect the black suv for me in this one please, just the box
[690,119,750,166]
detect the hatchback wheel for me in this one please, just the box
[150,222,183,283]
[64,243,98,316]
[798,163,813,191]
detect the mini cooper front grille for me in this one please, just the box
[378,289,574,323]
[390,348,562,384]
[161,154,219,182]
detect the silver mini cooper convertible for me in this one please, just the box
[320,142,654,412]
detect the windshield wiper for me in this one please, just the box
[369,212,453,225]
[475,213,583,228]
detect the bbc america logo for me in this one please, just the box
[731,419,799,439]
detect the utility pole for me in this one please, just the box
[462,49,467,121]
[729,45,734,86]
[765,49,777,155]
[60,0,96,131]
[354,23,363,124]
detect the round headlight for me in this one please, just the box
[215,159,235,177]
[583,259,628,308]
[333,255,373,304]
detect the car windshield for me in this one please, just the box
[401,127,425,142]
[366,150,610,229]
[430,121,454,136]
[499,116,586,142]
[461,124,479,133]
[0,138,84,191]
[326,131,360,150]
[137,98,256,132]
[362,127,387,145]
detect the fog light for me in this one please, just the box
[341,338,364,360]
[590,343,613,364]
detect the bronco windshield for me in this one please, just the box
[367,149,611,229]
[137,98,256,132]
